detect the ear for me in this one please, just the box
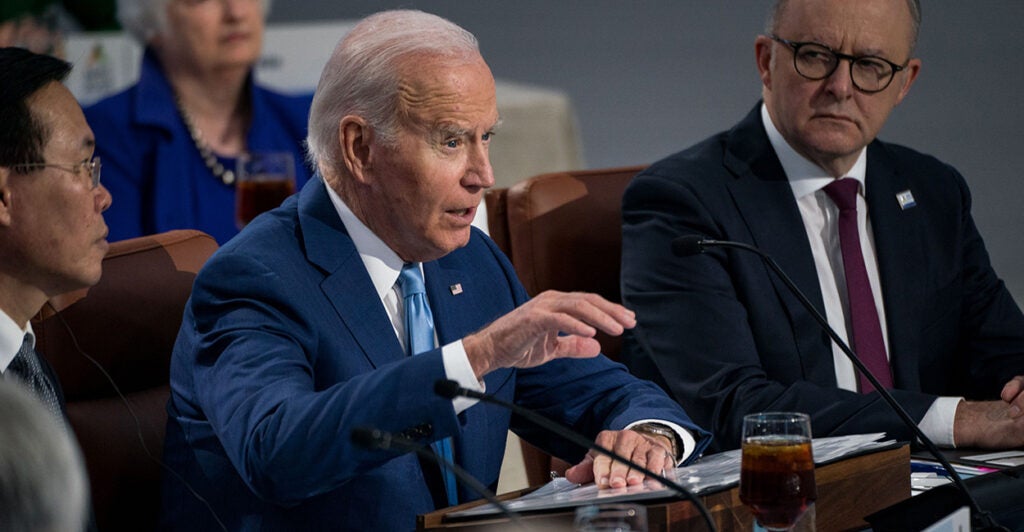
[755,35,775,90]
[0,167,12,227]
[339,115,374,184]
[893,58,921,105]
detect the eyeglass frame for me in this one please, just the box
[10,157,102,189]
[768,34,907,94]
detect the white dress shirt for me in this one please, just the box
[0,309,33,375]
[325,184,484,414]
[761,104,960,446]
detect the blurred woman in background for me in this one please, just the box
[85,0,312,244]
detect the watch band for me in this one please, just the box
[631,422,682,462]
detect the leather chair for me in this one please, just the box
[31,229,218,531]
[485,165,645,486]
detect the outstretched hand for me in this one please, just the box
[462,290,636,378]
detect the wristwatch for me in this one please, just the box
[631,423,682,463]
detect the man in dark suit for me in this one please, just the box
[160,10,710,531]
[621,0,1024,453]
[0,46,111,434]
[0,46,110,532]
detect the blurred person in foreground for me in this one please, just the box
[160,10,710,530]
[85,0,312,244]
[0,45,110,531]
[620,0,1024,452]
[0,379,90,532]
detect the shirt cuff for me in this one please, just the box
[626,419,698,465]
[441,340,485,414]
[919,396,963,447]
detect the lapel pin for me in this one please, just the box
[449,283,463,295]
[896,190,916,210]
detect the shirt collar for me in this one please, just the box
[0,309,33,373]
[761,103,868,199]
[323,184,406,299]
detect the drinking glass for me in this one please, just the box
[235,151,296,228]
[573,503,648,531]
[739,412,817,531]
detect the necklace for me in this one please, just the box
[174,95,236,186]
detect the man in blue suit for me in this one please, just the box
[160,10,710,531]
[621,0,1024,453]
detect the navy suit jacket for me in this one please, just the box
[620,104,1024,452]
[161,177,710,530]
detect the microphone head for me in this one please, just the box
[671,235,706,257]
[350,427,385,450]
[434,379,462,399]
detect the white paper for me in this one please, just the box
[448,433,894,519]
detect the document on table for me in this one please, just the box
[960,450,1024,468]
[448,433,896,520]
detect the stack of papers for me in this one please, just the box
[449,433,896,519]
[910,458,1000,495]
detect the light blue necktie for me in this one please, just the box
[398,263,458,508]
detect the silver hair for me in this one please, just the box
[0,381,89,532]
[305,9,481,174]
[766,0,921,53]
[117,0,273,45]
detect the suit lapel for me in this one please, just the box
[298,177,406,368]
[723,106,836,385]
[865,143,923,390]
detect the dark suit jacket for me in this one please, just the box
[620,104,1024,452]
[160,177,710,531]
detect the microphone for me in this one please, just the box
[434,380,718,532]
[672,235,1008,531]
[350,427,527,529]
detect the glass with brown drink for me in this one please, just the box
[739,412,817,531]
[235,151,296,228]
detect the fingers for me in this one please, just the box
[531,291,636,337]
[564,453,595,485]
[1001,376,1024,418]
[586,430,675,489]
[464,291,636,376]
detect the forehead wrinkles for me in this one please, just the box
[396,77,466,127]
[394,55,495,129]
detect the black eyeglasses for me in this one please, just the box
[13,158,102,189]
[769,35,907,93]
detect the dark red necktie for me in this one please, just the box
[823,178,894,393]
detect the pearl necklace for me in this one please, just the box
[174,95,236,186]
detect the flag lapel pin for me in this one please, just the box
[896,190,916,210]
[449,283,463,295]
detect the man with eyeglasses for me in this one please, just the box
[620,0,1024,452]
[0,46,111,466]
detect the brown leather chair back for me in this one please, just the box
[488,165,644,359]
[31,229,218,532]
[485,166,644,486]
